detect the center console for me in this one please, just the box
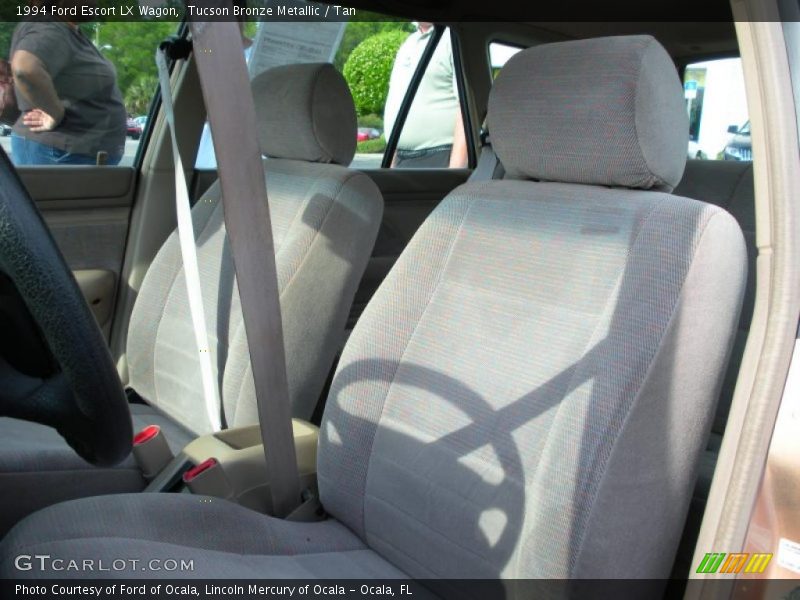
[138,419,319,515]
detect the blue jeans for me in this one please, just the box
[10,134,121,166]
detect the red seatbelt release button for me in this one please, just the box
[183,458,218,483]
[131,424,174,480]
[133,425,160,446]
[182,458,233,500]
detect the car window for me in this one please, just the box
[684,57,750,161]
[1,21,175,167]
[489,41,523,79]
[195,17,350,169]
[194,13,447,171]
[336,19,417,169]
[194,15,471,171]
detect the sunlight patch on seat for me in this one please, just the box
[325,421,343,446]
[479,507,508,548]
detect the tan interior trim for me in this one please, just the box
[73,269,117,334]
[690,4,800,592]
[20,166,134,206]
[109,54,206,383]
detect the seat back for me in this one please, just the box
[318,36,747,580]
[674,159,755,436]
[127,63,383,434]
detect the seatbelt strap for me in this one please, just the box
[286,488,325,522]
[155,48,221,433]
[188,18,301,517]
[468,130,505,182]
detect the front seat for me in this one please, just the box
[1,36,746,583]
[0,64,383,529]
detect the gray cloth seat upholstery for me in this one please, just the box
[669,159,755,577]
[0,63,382,531]
[1,494,407,579]
[1,36,747,582]
[0,405,192,535]
[673,159,756,450]
[127,62,383,434]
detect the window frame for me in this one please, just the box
[131,22,187,169]
[681,53,750,161]
[451,28,477,169]
[486,39,526,81]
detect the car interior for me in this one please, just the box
[0,0,798,592]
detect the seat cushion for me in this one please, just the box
[0,494,406,579]
[0,404,194,536]
[0,404,193,474]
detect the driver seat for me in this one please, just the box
[0,64,383,531]
[1,36,746,582]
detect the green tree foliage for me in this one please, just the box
[343,30,409,117]
[357,135,386,154]
[0,22,15,58]
[123,76,156,115]
[95,22,176,115]
[3,20,176,115]
[333,20,414,72]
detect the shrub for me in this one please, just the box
[356,136,387,154]
[344,30,409,117]
[333,20,415,71]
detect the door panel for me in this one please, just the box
[18,166,136,339]
[74,269,117,331]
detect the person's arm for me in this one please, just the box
[448,112,468,168]
[443,29,468,169]
[11,49,65,132]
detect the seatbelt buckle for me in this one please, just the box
[131,425,174,480]
[479,127,491,147]
[182,457,233,499]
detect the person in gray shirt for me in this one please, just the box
[10,13,126,165]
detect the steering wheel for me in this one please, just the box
[0,148,132,466]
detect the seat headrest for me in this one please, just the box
[251,63,357,166]
[488,35,688,191]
